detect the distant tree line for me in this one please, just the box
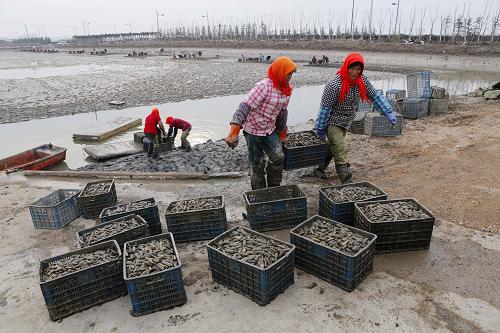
[71,4,500,44]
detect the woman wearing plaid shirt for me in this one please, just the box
[225,56,297,189]
[313,52,397,183]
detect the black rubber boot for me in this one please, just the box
[266,161,283,187]
[335,163,353,184]
[147,142,153,156]
[152,146,159,159]
[312,168,329,179]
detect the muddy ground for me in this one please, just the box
[1,47,498,124]
[0,96,498,332]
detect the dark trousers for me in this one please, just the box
[244,131,285,190]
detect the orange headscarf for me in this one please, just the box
[267,56,297,97]
[337,52,369,103]
[151,107,159,115]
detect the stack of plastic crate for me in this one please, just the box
[401,71,431,119]
[429,86,449,115]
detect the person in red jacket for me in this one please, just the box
[143,107,166,159]
[165,116,192,151]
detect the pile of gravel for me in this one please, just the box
[78,139,250,174]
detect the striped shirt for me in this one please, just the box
[235,78,290,136]
[314,74,394,132]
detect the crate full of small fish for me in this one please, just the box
[165,196,227,242]
[77,214,148,248]
[77,179,118,219]
[123,233,187,316]
[39,240,125,321]
[319,182,387,226]
[282,130,329,170]
[29,189,81,230]
[100,198,162,235]
[354,198,435,253]
[291,215,376,291]
[207,226,295,305]
[244,185,307,232]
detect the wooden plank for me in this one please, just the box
[23,170,245,180]
[73,118,142,142]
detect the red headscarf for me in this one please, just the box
[267,56,297,97]
[337,52,369,103]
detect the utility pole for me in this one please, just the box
[156,10,164,37]
[86,22,90,36]
[126,22,132,34]
[393,0,400,38]
[82,20,86,36]
[24,25,29,39]
[369,0,374,40]
[202,12,210,39]
[350,0,355,40]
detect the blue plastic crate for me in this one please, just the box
[123,233,187,316]
[429,99,449,115]
[283,131,329,170]
[134,132,145,144]
[407,71,432,98]
[164,196,227,242]
[318,182,387,226]
[363,112,403,137]
[78,179,117,219]
[100,198,162,236]
[77,214,148,248]
[401,98,429,119]
[244,185,307,232]
[290,215,377,292]
[354,198,435,254]
[39,240,125,321]
[206,226,295,305]
[430,86,446,99]
[357,100,373,112]
[386,89,406,100]
[29,189,81,229]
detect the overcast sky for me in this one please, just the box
[0,0,497,39]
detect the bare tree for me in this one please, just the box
[429,4,439,42]
[491,8,500,42]
[451,6,458,43]
[418,5,427,42]
[378,8,389,41]
[408,7,417,40]
[476,1,491,42]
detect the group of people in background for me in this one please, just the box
[310,54,330,65]
[239,53,272,62]
[173,50,202,59]
[143,109,192,159]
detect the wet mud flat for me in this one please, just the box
[77,139,250,174]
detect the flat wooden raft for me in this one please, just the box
[73,117,142,141]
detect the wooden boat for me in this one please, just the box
[0,144,67,174]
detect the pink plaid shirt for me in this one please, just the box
[242,78,290,136]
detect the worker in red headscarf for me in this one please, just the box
[225,56,297,189]
[313,52,397,183]
[165,116,192,151]
[143,107,166,159]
